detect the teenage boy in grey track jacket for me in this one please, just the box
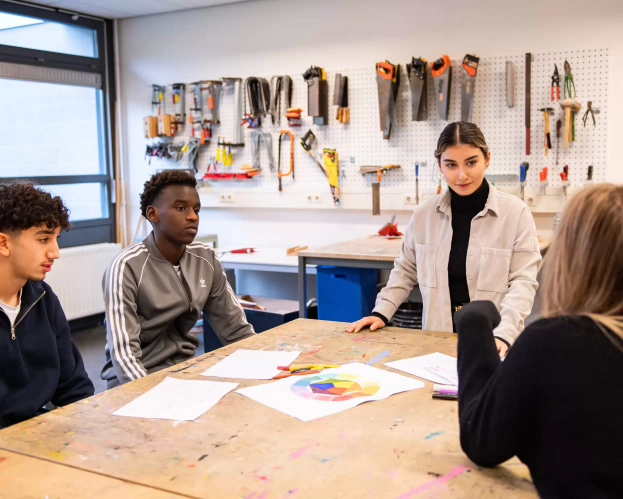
[101,171,255,388]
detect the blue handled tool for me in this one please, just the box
[415,163,420,205]
[520,162,529,200]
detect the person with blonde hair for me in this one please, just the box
[347,122,542,357]
[454,183,623,497]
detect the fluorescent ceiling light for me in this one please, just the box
[0,13,44,31]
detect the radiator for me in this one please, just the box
[45,243,122,321]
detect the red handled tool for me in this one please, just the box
[551,64,560,102]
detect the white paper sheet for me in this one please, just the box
[385,352,458,385]
[200,349,302,380]
[112,377,238,421]
[236,362,424,422]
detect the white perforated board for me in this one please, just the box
[154,48,608,194]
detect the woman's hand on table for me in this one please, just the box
[345,316,386,333]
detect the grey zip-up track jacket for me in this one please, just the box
[101,232,255,385]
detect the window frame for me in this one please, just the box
[0,1,116,248]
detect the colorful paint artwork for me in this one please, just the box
[237,363,424,422]
[291,374,380,402]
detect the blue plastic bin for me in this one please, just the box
[316,266,378,322]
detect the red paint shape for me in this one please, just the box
[0,457,8,464]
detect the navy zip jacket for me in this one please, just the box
[0,280,94,429]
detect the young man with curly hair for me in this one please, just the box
[101,170,255,387]
[0,183,94,428]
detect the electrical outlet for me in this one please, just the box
[307,194,323,204]
[219,194,234,204]
[405,194,418,205]
[350,156,355,163]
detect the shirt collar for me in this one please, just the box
[436,180,500,217]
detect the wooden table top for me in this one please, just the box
[299,237,550,263]
[0,320,536,498]
[0,449,185,499]
[298,237,403,262]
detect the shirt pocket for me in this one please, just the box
[477,247,512,294]
[415,243,437,288]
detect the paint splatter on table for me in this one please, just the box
[0,320,536,498]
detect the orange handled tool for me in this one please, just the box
[278,130,295,192]
[377,62,395,81]
[431,55,451,78]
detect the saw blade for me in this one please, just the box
[408,58,427,121]
[461,54,479,122]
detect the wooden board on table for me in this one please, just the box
[298,237,403,262]
[0,449,185,499]
[0,320,536,498]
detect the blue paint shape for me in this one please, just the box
[425,431,445,440]
[322,459,330,463]
[366,350,391,365]
[311,383,335,391]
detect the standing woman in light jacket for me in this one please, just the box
[346,122,542,356]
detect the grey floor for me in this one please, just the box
[71,325,205,394]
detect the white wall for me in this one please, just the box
[118,0,623,250]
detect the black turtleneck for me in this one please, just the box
[448,179,490,309]
[372,179,490,328]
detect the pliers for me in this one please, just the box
[583,101,597,127]
[551,64,560,102]
[564,60,576,99]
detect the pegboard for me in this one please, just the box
[154,48,608,195]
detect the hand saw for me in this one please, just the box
[460,54,479,123]
[431,55,452,120]
[376,61,400,139]
[407,57,428,121]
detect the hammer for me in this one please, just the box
[560,99,582,148]
[539,108,554,156]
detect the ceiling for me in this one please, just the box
[24,0,254,19]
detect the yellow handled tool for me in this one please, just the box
[323,148,340,204]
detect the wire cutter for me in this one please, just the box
[551,64,560,102]
[583,101,597,127]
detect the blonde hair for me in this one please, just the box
[542,184,623,341]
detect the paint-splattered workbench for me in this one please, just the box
[0,449,184,498]
[0,319,537,498]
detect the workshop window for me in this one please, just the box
[0,3,115,248]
